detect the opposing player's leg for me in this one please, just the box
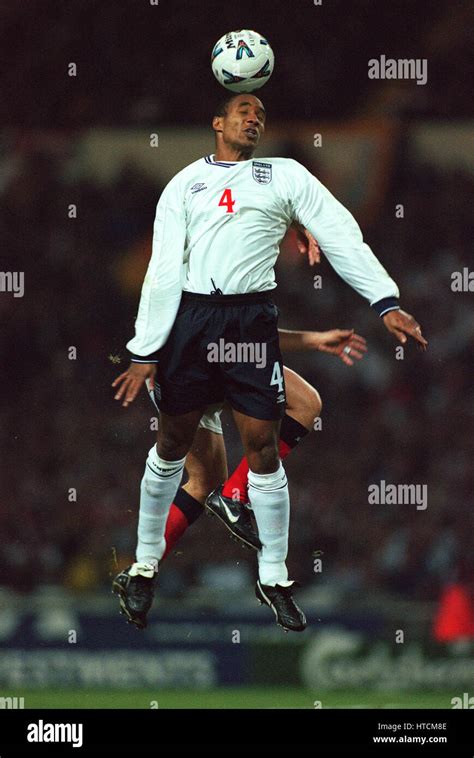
[113,407,204,628]
[205,366,321,540]
[124,366,320,573]
[163,368,322,559]
[162,423,229,560]
[117,367,320,628]
[187,432,262,550]
[216,366,321,504]
[162,403,262,558]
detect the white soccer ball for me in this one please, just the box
[211,29,274,93]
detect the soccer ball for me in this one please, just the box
[211,29,274,93]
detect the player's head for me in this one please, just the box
[212,93,266,156]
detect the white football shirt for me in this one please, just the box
[127,154,399,357]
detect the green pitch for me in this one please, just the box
[2,688,454,709]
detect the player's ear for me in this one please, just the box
[212,115,224,134]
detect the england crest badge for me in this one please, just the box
[252,161,272,184]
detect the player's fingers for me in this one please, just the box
[409,325,428,348]
[351,333,367,345]
[348,338,367,352]
[111,372,129,387]
[391,326,408,344]
[394,314,428,348]
[122,391,137,407]
[123,385,139,406]
[296,240,306,254]
[123,378,145,406]
[343,346,364,360]
[114,377,134,401]
[340,352,354,366]
[397,319,428,348]
[114,379,128,399]
[309,244,320,265]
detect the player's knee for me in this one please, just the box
[246,440,280,474]
[297,386,322,431]
[157,433,190,461]
[310,388,322,421]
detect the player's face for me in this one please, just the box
[219,95,266,151]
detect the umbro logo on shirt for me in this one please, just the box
[190,182,207,194]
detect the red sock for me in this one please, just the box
[221,439,292,502]
[162,504,190,561]
[222,457,250,502]
[222,414,309,503]
[161,488,204,561]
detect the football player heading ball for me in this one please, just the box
[112,60,427,631]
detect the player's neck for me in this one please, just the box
[214,146,255,163]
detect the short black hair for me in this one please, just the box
[213,92,266,119]
[214,93,243,118]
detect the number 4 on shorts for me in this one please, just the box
[270,361,284,392]
[218,188,235,214]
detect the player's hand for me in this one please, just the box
[382,310,428,350]
[313,329,367,366]
[112,362,157,408]
[292,222,321,265]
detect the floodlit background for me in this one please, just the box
[0,0,473,708]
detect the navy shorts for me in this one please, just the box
[153,290,286,420]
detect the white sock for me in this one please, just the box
[247,462,290,586]
[136,446,186,564]
[129,561,158,578]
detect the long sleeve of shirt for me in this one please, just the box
[286,160,400,312]
[126,176,187,360]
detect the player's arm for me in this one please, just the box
[278,328,367,366]
[113,177,186,407]
[287,161,427,350]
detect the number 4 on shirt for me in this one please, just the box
[218,188,235,214]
